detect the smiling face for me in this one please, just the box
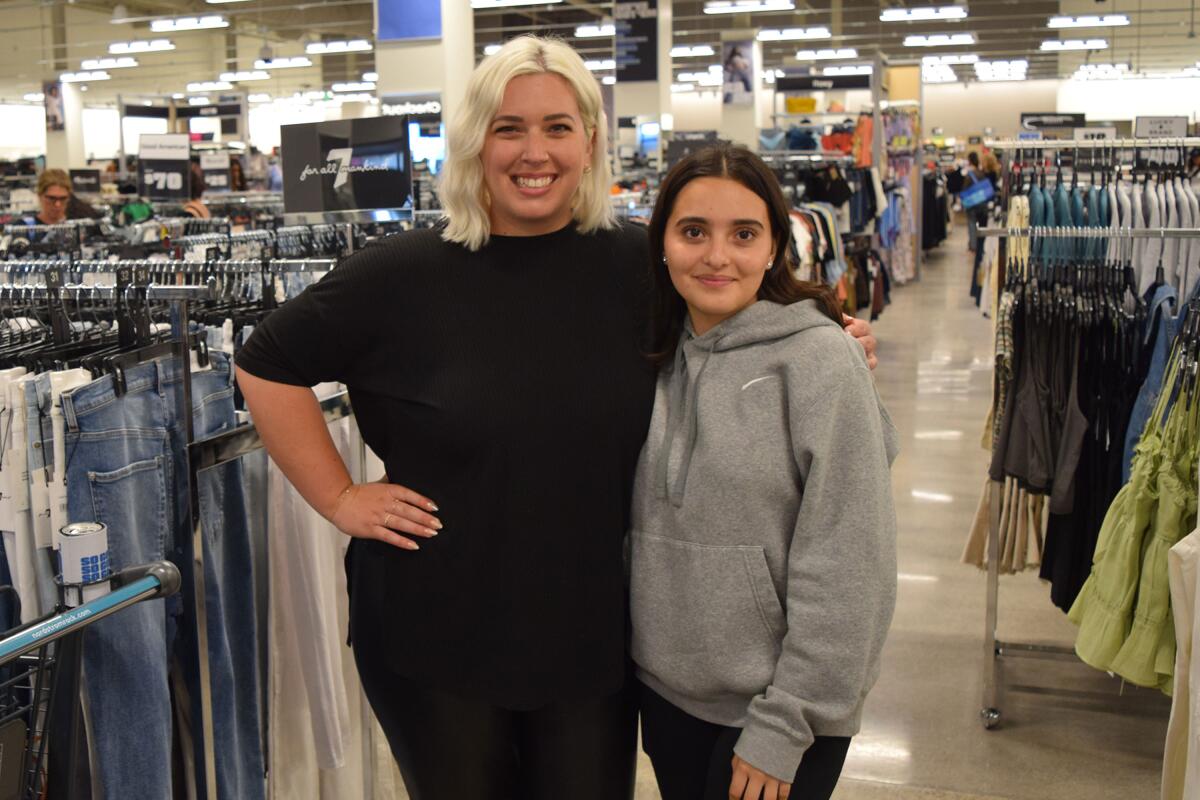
[663,176,776,336]
[480,72,594,237]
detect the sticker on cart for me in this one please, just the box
[58,522,112,607]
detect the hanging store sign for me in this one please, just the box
[1134,116,1187,138]
[137,133,191,201]
[379,94,442,122]
[1020,113,1085,131]
[200,150,232,193]
[281,116,412,213]
[776,74,871,91]
[69,169,102,193]
[378,0,440,41]
[615,0,658,82]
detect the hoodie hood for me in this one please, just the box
[656,300,842,507]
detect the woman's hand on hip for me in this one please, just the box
[842,314,878,371]
[729,754,791,800]
[328,482,442,551]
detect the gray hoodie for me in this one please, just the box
[630,299,899,783]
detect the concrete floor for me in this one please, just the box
[632,225,1171,800]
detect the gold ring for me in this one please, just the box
[383,513,393,528]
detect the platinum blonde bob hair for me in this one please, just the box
[438,35,615,251]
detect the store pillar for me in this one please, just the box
[373,0,473,123]
[45,82,86,169]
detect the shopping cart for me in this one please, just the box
[0,560,181,800]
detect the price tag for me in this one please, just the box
[200,150,232,194]
[138,133,191,201]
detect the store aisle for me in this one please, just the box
[632,225,1171,800]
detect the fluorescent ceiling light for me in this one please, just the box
[363,71,379,81]
[1072,63,1131,80]
[584,59,616,71]
[189,96,211,105]
[678,70,723,85]
[601,75,616,85]
[881,5,968,22]
[922,63,958,83]
[331,82,376,92]
[671,45,716,57]
[60,71,110,82]
[904,33,975,46]
[23,92,44,102]
[796,48,858,60]
[332,93,375,103]
[471,0,563,7]
[151,15,228,32]
[109,39,174,54]
[704,0,794,13]
[221,70,271,82]
[1048,14,1129,29]
[248,93,272,102]
[1041,38,1107,51]
[757,27,830,41]
[670,83,696,92]
[187,80,233,91]
[306,39,372,55]
[922,53,978,64]
[81,57,138,70]
[575,23,615,38]
[974,59,1027,82]
[255,56,312,69]
[823,65,873,75]
[484,44,502,55]
[207,0,251,3]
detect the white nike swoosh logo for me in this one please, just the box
[741,376,776,391]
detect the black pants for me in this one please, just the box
[354,644,637,800]
[639,682,850,800]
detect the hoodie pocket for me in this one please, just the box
[631,532,786,699]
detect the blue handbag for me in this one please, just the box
[960,175,995,209]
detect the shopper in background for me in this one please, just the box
[229,156,247,192]
[184,162,210,219]
[235,35,878,800]
[964,151,987,254]
[631,144,898,800]
[31,168,101,223]
[1189,147,1200,190]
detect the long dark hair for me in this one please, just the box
[645,143,842,365]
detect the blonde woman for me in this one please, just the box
[236,36,877,798]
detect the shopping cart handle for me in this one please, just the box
[110,561,182,599]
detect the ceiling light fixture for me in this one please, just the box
[584,59,616,71]
[1048,14,1130,29]
[881,5,968,22]
[255,56,312,69]
[189,96,211,105]
[306,39,372,55]
[471,0,564,7]
[23,92,44,102]
[110,39,175,54]
[1072,63,1132,80]
[922,53,978,64]
[187,80,233,91]
[823,64,873,75]
[904,33,976,46]
[151,15,229,32]
[601,75,616,85]
[248,93,272,102]
[331,81,376,92]
[484,44,502,55]
[206,0,252,4]
[110,3,130,23]
[60,71,111,82]
[704,0,794,14]
[81,57,138,70]
[974,59,1028,81]
[1040,38,1108,50]
[363,71,379,81]
[670,83,697,92]
[671,45,716,57]
[575,23,615,38]
[795,47,858,60]
[221,70,271,82]
[757,27,830,41]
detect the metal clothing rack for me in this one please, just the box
[986,137,1200,149]
[973,223,1200,729]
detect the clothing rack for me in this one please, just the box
[986,137,1200,150]
[974,223,1200,730]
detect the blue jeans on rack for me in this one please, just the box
[1121,285,1181,484]
[60,352,264,800]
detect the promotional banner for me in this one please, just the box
[137,133,191,201]
[69,169,101,194]
[722,40,755,105]
[378,0,440,41]
[1020,113,1085,131]
[615,0,658,82]
[44,82,65,132]
[281,116,412,213]
[200,151,232,193]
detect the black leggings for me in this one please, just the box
[639,681,850,800]
[354,645,637,800]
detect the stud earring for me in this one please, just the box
[662,254,668,265]
[766,261,774,270]
[583,165,592,174]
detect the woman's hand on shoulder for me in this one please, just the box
[842,314,878,371]
[729,754,791,800]
[328,479,442,550]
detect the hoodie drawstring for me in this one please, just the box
[656,336,719,508]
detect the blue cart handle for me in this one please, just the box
[0,560,182,667]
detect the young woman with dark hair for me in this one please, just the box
[631,143,899,800]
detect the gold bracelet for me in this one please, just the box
[328,483,356,521]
